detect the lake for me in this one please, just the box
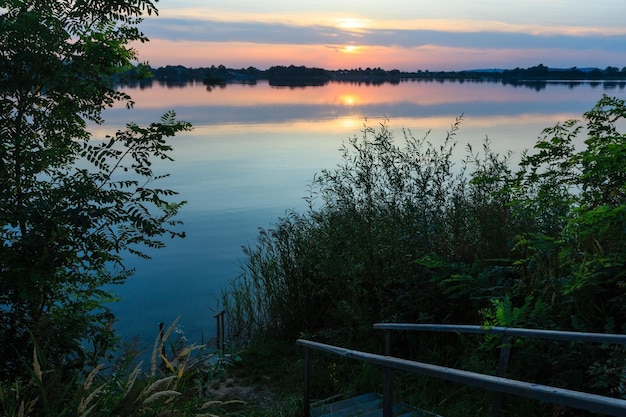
[96,79,626,351]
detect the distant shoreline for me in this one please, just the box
[119,63,626,90]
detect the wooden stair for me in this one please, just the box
[310,392,439,417]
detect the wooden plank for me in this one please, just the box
[317,399,382,417]
[311,393,379,417]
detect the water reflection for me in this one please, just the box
[99,81,626,351]
[99,80,626,140]
[118,79,626,110]
[126,76,626,94]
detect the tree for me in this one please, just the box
[0,0,190,377]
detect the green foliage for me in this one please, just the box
[223,117,520,348]
[480,294,550,329]
[223,95,626,410]
[0,0,190,384]
[513,95,626,332]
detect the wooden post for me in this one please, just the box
[215,314,221,350]
[304,347,311,417]
[384,329,391,356]
[213,311,226,351]
[382,329,393,417]
[492,334,512,417]
[220,312,225,350]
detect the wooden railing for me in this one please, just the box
[213,310,226,351]
[297,324,626,417]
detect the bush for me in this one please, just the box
[222,95,626,406]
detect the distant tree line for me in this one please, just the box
[119,63,626,89]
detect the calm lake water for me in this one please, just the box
[97,79,626,350]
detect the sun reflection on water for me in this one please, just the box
[340,94,357,106]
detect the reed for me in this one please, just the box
[0,320,242,417]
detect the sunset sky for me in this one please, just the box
[134,0,626,71]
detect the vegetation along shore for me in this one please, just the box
[121,63,626,89]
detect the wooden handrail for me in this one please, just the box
[373,323,626,417]
[372,323,626,345]
[298,325,626,417]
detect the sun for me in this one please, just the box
[339,45,361,54]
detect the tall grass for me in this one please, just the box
[222,116,517,346]
[0,320,239,417]
[221,95,626,414]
